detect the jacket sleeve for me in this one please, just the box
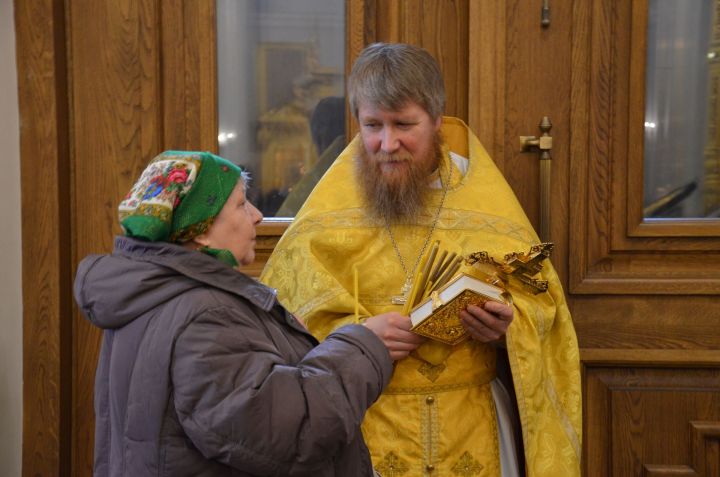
[171,304,392,476]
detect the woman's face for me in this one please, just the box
[196,182,263,266]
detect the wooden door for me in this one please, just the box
[462,2,720,475]
[16,1,720,476]
[466,2,720,476]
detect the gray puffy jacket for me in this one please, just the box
[74,236,392,476]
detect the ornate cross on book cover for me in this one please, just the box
[466,242,554,295]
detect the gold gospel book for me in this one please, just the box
[409,272,511,346]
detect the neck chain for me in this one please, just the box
[386,160,453,305]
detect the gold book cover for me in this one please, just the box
[409,273,511,345]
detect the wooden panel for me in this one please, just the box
[643,464,698,476]
[688,422,720,477]
[470,0,575,286]
[569,0,720,295]
[67,2,217,473]
[398,0,469,122]
[585,366,720,477]
[369,0,400,45]
[582,349,720,367]
[468,0,506,170]
[501,0,574,284]
[573,294,720,350]
[345,0,471,141]
[161,0,217,152]
[635,423,720,477]
[368,0,469,122]
[15,1,72,475]
[346,0,371,137]
[69,0,163,474]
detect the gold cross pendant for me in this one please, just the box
[391,277,413,305]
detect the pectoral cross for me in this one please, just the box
[391,277,413,305]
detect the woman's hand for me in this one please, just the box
[363,312,426,360]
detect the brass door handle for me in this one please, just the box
[519,134,552,152]
[520,116,553,242]
[519,116,553,155]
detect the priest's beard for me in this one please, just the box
[355,132,444,224]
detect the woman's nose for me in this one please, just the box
[250,202,263,223]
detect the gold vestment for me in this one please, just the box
[261,117,582,476]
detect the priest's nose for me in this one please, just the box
[380,128,400,154]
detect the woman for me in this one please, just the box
[74,151,395,476]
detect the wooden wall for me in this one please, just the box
[16,0,71,474]
[15,0,720,476]
[16,1,217,474]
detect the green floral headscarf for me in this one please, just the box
[118,150,245,266]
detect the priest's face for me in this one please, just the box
[355,101,443,223]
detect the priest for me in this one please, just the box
[261,42,581,477]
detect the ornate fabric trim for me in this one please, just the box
[451,451,484,476]
[534,301,547,339]
[417,361,447,383]
[286,208,536,245]
[375,451,410,477]
[384,373,495,395]
[294,287,346,319]
[545,378,581,460]
[420,394,440,475]
[505,330,530,451]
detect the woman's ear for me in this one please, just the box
[191,233,211,248]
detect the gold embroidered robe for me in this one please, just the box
[261,117,582,476]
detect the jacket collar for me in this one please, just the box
[113,236,277,312]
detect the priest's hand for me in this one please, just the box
[459,301,514,344]
[363,312,426,360]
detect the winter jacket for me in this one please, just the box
[74,236,393,477]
